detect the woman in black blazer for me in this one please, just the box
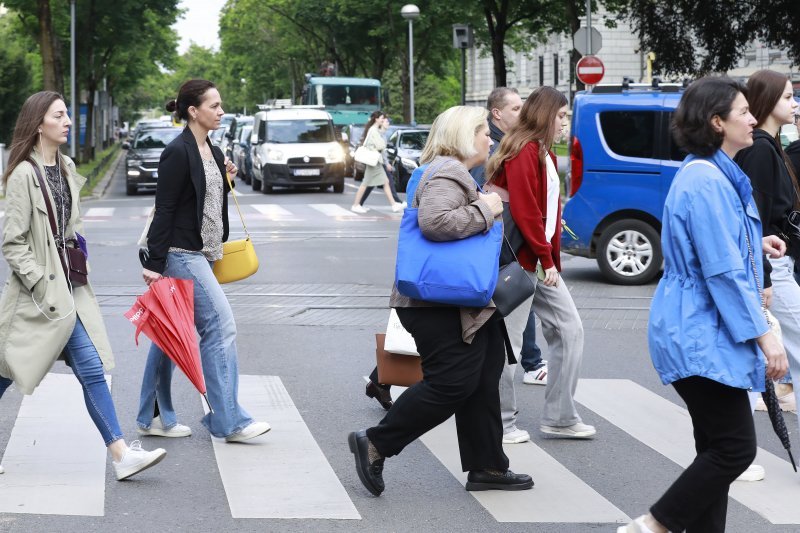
[136,79,270,443]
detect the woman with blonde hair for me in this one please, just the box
[0,91,166,480]
[486,86,595,441]
[348,105,533,497]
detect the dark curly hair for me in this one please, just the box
[672,77,747,157]
[166,79,216,122]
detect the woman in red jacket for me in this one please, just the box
[486,87,595,439]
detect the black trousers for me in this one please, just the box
[367,307,509,472]
[650,376,757,533]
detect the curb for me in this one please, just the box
[87,150,124,200]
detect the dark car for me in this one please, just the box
[225,115,253,159]
[123,126,182,195]
[232,125,254,184]
[386,128,429,192]
[351,124,415,181]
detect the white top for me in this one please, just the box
[544,155,559,241]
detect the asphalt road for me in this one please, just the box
[0,157,797,533]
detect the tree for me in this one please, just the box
[0,12,37,144]
[4,0,63,94]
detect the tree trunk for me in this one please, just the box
[37,0,63,94]
[484,4,508,88]
[565,0,585,94]
[81,0,97,162]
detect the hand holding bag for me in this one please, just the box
[354,146,381,167]
[212,170,259,284]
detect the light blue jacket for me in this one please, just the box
[648,150,768,391]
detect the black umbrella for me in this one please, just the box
[762,378,797,472]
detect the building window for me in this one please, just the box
[553,54,559,86]
[538,56,544,87]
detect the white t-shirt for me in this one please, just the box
[544,155,559,241]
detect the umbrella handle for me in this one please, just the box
[203,393,214,414]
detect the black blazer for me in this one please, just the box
[144,127,231,273]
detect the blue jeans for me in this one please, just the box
[519,304,543,372]
[136,252,253,438]
[1,318,123,446]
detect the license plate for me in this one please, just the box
[293,168,320,176]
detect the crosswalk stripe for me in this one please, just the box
[84,207,115,218]
[206,375,360,519]
[575,379,800,524]
[390,386,630,523]
[0,373,109,516]
[309,203,360,218]
[250,204,297,220]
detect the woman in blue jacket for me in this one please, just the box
[618,77,788,533]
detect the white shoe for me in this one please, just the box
[736,464,765,481]
[523,363,548,385]
[391,202,404,212]
[225,421,271,443]
[502,427,531,444]
[112,440,166,481]
[137,416,192,438]
[540,422,596,439]
[350,205,368,214]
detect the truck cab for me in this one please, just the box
[301,76,381,128]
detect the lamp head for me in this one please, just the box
[401,4,420,20]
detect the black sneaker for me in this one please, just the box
[465,469,533,491]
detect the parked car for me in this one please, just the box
[250,106,345,193]
[386,127,429,192]
[123,126,183,195]
[232,125,253,184]
[562,81,686,285]
[225,115,253,159]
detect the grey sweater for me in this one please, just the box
[390,155,499,343]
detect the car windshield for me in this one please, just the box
[350,126,364,146]
[398,131,428,150]
[240,126,252,142]
[133,129,181,149]
[267,119,335,143]
[312,85,380,110]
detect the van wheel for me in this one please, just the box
[262,183,273,194]
[252,175,261,191]
[597,219,662,285]
[333,180,344,193]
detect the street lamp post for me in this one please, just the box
[401,4,419,126]
[241,78,247,115]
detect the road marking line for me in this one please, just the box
[84,207,115,218]
[575,379,800,524]
[250,204,299,221]
[309,204,360,218]
[205,375,360,519]
[390,387,629,523]
[0,373,110,516]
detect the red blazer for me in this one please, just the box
[492,142,561,272]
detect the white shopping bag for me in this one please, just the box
[384,309,419,356]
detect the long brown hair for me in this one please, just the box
[746,69,800,206]
[485,87,567,182]
[2,91,68,186]
[360,110,385,145]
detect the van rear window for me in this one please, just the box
[599,111,656,159]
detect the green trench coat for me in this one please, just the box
[0,149,113,394]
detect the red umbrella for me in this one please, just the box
[125,277,212,412]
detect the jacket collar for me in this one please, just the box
[488,120,505,144]
[688,150,754,207]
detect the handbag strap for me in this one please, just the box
[222,164,250,238]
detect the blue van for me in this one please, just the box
[562,82,687,285]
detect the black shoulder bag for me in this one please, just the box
[27,159,88,287]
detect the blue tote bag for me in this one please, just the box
[395,162,503,307]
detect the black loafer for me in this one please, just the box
[465,469,533,491]
[365,381,393,410]
[347,430,385,496]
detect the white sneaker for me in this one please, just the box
[523,363,548,385]
[502,427,531,444]
[735,464,765,482]
[391,202,404,212]
[540,422,596,439]
[225,421,271,443]
[112,440,166,481]
[137,416,192,438]
[350,205,369,214]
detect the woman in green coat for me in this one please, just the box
[0,91,166,480]
[351,110,404,213]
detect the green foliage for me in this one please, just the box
[0,12,38,144]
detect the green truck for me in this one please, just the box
[301,75,382,128]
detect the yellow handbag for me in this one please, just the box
[213,171,259,284]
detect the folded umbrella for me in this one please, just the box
[762,378,797,472]
[125,277,212,412]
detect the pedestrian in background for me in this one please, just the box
[734,69,800,422]
[357,114,406,209]
[351,111,404,214]
[0,91,166,480]
[138,79,270,443]
[486,87,595,440]
[349,105,533,496]
[621,76,788,533]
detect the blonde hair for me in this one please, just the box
[420,106,489,164]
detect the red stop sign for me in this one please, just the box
[576,55,605,85]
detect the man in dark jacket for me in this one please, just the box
[470,87,522,185]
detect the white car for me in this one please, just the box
[250,107,345,193]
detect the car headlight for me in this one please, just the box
[400,157,418,171]
[327,145,344,163]
[267,149,283,162]
[126,159,140,167]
